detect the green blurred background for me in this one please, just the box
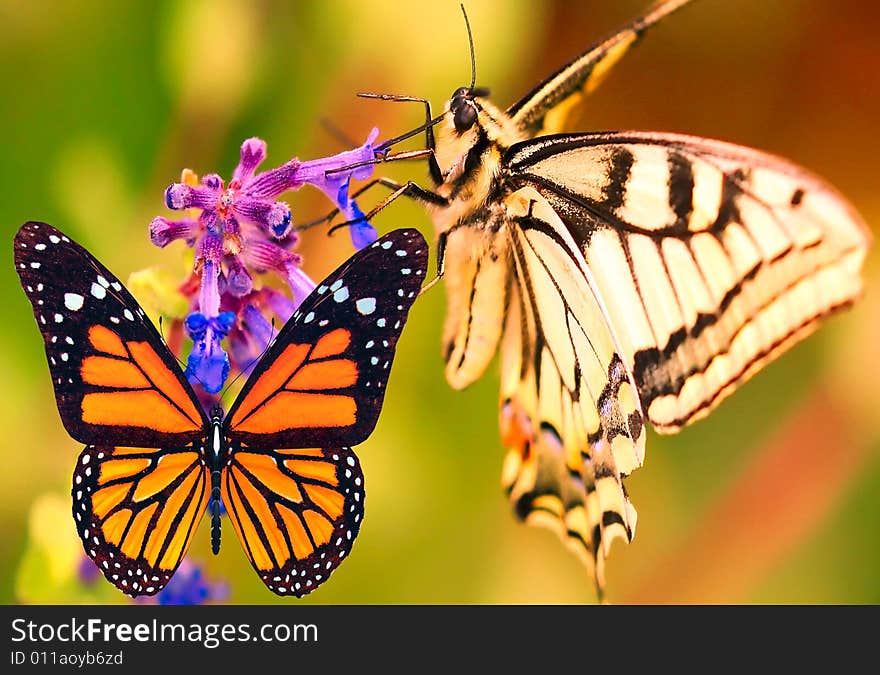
[1,0,878,604]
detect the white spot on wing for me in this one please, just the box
[64,293,84,311]
[333,286,349,302]
[356,297,376,315]
[91,283,106,299]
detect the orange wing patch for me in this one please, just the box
[73,445,209,597]
[233,392,356,434]
[90,482,132,518]
[80,329,202,435]
[287,360,357,390]
[88,325,127,357]
[228,336,360,436]
[97,457,151,484]
[229,344,310,425]
[311,328,351,359]
[234,453,304,503]
[283,458,338,485]
[82,391,199,433]
[132,452,201,501]
[82,357,150,389]
[277,504,314,559]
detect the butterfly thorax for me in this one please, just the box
[431,95,526,235]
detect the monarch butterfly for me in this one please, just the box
[347,0,871,594]
[14,221,427,597]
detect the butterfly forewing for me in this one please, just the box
[507,132,870,431]
[225,228,428,448]
[507,0,693,136]
[14,222,207,447]
[72,444,210,597]
[221,446,364,596]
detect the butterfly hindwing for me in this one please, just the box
[441,224,511,390]
[14,222,206,447]
[221,445,363,596]
[225,228,428,448]
[497,189,643,589]
[72,444,210,597]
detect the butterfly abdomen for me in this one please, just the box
[210,465,222,554]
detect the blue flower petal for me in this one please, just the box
[185,342,230,394]
[184,311,235,394]
[154,559,229,605]
[349,201,377,249]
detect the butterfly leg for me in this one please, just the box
[327,179,448,239]
[358,92,443,185]
[297,175,444,234]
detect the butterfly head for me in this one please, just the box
[449,85,491,134]
[209,403,224,425]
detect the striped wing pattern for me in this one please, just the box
[72,444,210,597]
[498,189,644,588]
[507,132,870,432]
[221,445,363,597]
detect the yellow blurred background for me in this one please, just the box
[1,0,878,604]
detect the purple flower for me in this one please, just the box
[151,131,385,396]
[151,559,229,606]
[77,554,100,585]
[289,128,381,249]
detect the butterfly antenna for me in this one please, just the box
[461,4,476,90]
[320,117,359,148]
[158,314,219,397]
[218,317,279,399]
[158,316,189,372]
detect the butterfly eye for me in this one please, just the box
[453,101,478,133]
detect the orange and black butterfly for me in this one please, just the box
[14,221,427,597]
